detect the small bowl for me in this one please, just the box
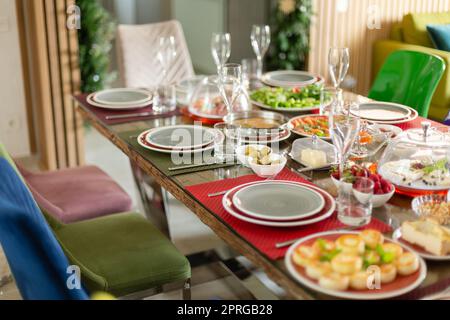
[249,154,287,178]
[236,145,272,168]
[372,187,396,208]
[412,194,448,218]
[331,175,395,208]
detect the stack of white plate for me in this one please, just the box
[223,181,335,227]
[87,88,152,110]
[351,102,418,124]
[261,71,324,88]
[137,125,221,154]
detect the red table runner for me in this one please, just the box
[74,94,181,125]
[185,168,391,260]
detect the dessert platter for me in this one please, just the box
[285,230,426,299]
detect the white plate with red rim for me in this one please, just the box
[222,181,335,227]
[145,125,216,150]
[137,129,220,154]
[285,231,427,300]
[232,182,325,221]
[87,92,151,110]
[262,70,319,88]
[392,228,450,261]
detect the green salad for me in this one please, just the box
[250,85,327,109]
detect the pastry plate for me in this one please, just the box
[285,231,427,300]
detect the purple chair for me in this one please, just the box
[17,164,132,224]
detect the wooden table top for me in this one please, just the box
[74,94,450,300]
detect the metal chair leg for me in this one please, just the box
[182,278,191,300]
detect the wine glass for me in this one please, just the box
[211,33,231,74]
[157,36,177,85]
[250,25,271,79]
[218,63,242,116]
[329,112,361,178]
[328,47,349,111]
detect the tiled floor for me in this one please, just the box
[0,126,283,300]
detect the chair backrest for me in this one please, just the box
[368,50,446,118]
[117,20,194,88]
[0,158,88,300]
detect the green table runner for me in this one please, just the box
[119,129,236,176]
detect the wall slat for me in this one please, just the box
[309,0,450,94]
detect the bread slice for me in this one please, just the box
[401,219,450,256]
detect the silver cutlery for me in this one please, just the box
[275,224,365,249]
[168,161,231,172]
[106,112,156,120]
[297,163,338,173]
[208,190,230,198]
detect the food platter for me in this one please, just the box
[285,231,427,299]
[250,85,330,113]
[288,115,331,140]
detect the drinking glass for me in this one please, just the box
[153,85,176,113]
[157,36,177,85]
[320,86,338,116]
[338,177,374,226]
[328,47,349,111]
[241,58,259,90]
[218,63,242,115]
[211,33,231,74]
[213,123,241,162]
[329,112,361,178]
[251,25,271,79]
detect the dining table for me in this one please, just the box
[73,92,450,300]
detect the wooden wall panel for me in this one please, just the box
[19,0,84,170]
[309,0,450,94]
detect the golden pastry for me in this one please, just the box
[396,252,419,276]
[380,264,397,284]
[381,243,404,259]
[312,238,336,253]
[331,253,363,275]
[336,235,365,255]
[305,261,332,280]
[360,230,384,250]
[318,272,350,291]
[364,250,381,266]
[350,272,370,290]
[292,245,320,267]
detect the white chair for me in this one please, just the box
[116,20,194,88]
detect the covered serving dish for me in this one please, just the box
[378,122,450,194]
[188,76,251,120]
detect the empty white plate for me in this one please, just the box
[262,71,318,88]
[232,182,325,221]
[93,88,152,106]
[145,125,216,150]
[351,102,412,121]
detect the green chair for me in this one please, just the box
[368,50,446,118]
[0,144,191,298]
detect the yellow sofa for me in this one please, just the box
[372,12,450,121]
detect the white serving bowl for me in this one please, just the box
[331,175,395,208]
[236,145,272,168]
[249,154,287,178]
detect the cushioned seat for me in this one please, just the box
[53,212,191,296]
[17,165,132,223]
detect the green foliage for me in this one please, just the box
[77,0,116,93]
[267,0,313,71]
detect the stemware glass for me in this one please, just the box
[328,47,349,112]
[250,25,271,79]
[329,111,361,178]
[211,33,231,74]
[218,63,242,115]
[157,36,177,85]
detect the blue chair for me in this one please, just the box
[445,111,450,126]
[0,158,88,300]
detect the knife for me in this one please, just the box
[106,112,156,120]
